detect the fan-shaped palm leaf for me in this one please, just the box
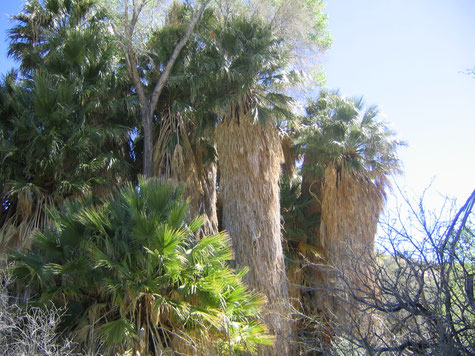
[12,178,270,354]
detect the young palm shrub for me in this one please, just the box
[11,178,271,355]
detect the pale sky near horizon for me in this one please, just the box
[0,0,474,210]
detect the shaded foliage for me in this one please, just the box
[1,0,136,249]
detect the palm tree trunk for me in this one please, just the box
[142,109,154,177]
[216,117,292,355]
[320,163,384,260]
[318,163,385,337]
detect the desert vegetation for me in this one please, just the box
[0,0,473,355]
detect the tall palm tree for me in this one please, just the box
[145,6,220,236]
[302,91,403,257]
[198,18,296,354]
[297,91,404,344]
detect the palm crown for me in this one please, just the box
[302,90,404,185]
[192,17,295,125]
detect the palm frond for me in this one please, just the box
[11,178,269,354]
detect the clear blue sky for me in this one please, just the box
[0,1,20,72]
[322,0,475,207]
[1,0,474,207]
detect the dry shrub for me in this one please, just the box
[0,265,76,356]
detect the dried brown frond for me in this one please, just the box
[281,134,296,177]
[216,116,292,354]
[0,193,55,251]
[153,110,218,237]
[320,162,385,257]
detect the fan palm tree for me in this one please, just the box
[194,18,296,354]
[295,91,404,344]
[12,177,271,355]
[302,91,403,257]
[1,0,134,250]
[7,0,54,75]
[8,0,99,76]
[145,5,220,236]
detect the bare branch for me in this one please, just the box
[149,0,209,112]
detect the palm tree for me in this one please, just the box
[1,0,134,250]
[145,6,220,236]
[7,0,53,75]
[12,178,271,355]
[197,18,296,354]
[302,91,403,257]
[8,0,98,76]
[103,0,210,178]
[296,91,404,344]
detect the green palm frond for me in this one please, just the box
[187,16,297,126]
[1,0,134,248]
[302,90,405,182]
[12,178,269,354]
[99,317,136,347]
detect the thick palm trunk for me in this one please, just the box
[317,163,385,340]
[320,163,384,260]
[216,117,291,355]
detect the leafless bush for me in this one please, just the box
[0,265,77,356]
[329,188,475,355]
[298,188,475,355]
